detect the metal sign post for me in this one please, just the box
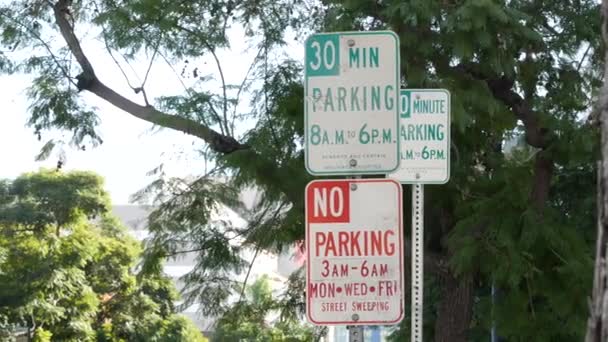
[411,184,424,342]
[387,89,450,342]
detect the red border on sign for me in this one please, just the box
[304,178,404,326]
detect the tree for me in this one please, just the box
[0,169,207,342]
[213,274,314,342]
[0,0,602,340]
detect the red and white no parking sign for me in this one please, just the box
[305,179,404,325]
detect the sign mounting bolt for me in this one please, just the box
[352,313,359,321]
[415,173,421,179]
[347,39,355,47]
[350,182,358,191]
[349,159,357,167]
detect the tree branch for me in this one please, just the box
[53,0,94,76]
[577,43,593,73]
[231,45,264,132]
[100,23,138,91]
[451,63,554,209]
[263,41,282,152]
[0,9,76,87]
[541,17,562,38]
[158,49,189,92]
[453,64,549,149]
[206,43,230,136]
[237,244,260,303]
[165,247,206,258]
[52,0,246,154]
[173,23,230,135]
[141,36,161,89]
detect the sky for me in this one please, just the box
[0,20,301,204]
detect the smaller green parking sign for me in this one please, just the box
[389,89,451,184]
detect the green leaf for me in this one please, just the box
[35,139,56,161]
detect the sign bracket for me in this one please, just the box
[348,325,364,342]
[347,175,364,342]
[412,184,424,342]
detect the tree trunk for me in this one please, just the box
[586,161,608,342]
[585,1,608,341]
[433,271,474,342]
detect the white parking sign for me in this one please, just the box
[304,31,401,175]
[305,179,404,325]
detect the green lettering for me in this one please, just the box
[437,124,445,140]
[310,125,321,145]
[370,47,379,68]
[349,48,360,68]
[428,124,436,140]
[322,131,329,144]
[371,86,381,110]
[402,150,413,160]
[422,100,429,112]
[351,87,360,111]
[407,124,415,140]
[335,130,345,144]
[382,129,391,143]
[415,124,423,140]
[413,100,422,113]
[312,88,321,112]
[384,85,394,110]
[337,87,347,111]
[412,99,448,114]
[324,88,335,112]
[401,124,446,141]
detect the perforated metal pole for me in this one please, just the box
[348,325,364,342]
[412,184,424,342]
[491,283,497,342]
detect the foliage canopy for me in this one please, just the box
[0,169,207,342]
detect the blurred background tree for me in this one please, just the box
[0,169,207,342]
